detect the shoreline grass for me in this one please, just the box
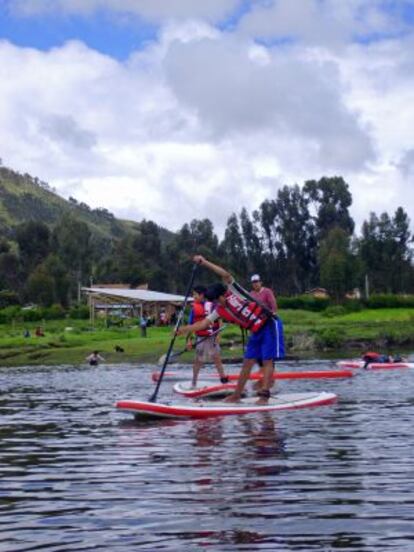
[1,307,414,367]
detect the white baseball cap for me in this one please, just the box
[251,274,261,282]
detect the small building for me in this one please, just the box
[345,288,362,300]
[305,287,330,299]
[82,286,191,325]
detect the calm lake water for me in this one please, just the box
[1,360,414,551]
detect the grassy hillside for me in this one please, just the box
[0,166,127,240]
[0,165,173,247]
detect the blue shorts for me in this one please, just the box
[244,320,277,361]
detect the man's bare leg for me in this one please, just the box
[256,359,275,404]
[192,360,203,387]
[224,359,256,402]
[253,362,275,391]
[213,353,227,382]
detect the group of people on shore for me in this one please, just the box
[23,326,45,338]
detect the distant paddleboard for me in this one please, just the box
[116,392,337,419]
[151,369,353,383]
[337,360,414,370]
[173,380,237,399]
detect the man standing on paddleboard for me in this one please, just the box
[177,255,277,405]
[250,274,284,360]
[250,274,277,313]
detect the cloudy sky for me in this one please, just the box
[1,0,414,235]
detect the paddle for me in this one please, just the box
[157,324,227,366]
[149,264,198,403]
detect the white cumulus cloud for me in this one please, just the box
[1,4,414,234]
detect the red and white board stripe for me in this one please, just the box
[116,392,337,419]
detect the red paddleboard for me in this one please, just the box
[337,360,414,370]
[151,369,353,383]
[173,381,237,399]
[116,391,337,419]
[227,370,354,380]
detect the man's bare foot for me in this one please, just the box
[255,396,269,405]
[224,393,241,403]
[256,389,271,405]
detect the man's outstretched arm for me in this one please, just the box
[193,255,233,284]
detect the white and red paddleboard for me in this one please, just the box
[151,369,353,383]
[173,381,237,399]
[116,392,337,419]
[337,360,414,370]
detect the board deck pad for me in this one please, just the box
[173,380,237,398]
[116,391,337,419]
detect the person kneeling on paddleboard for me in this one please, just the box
[177,255,277,405]
[362,351,403,369]
[186,285,228,388]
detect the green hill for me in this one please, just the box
[0,166,131,241]
[0,165,173,249]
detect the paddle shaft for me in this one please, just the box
[149,264,198,402]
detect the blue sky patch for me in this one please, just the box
[0,5,158,59]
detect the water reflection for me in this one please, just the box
[1,363,414,551]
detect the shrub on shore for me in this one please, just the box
[366,294,414,309]
[278,295,331,311]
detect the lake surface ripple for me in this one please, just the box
[1,362,414,551]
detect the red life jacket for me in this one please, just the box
[363,351,381,361]
[216,290,269,333]
[193,301,220,336]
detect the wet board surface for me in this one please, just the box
[173,381,237,399]
[151,369,353,383]
[337,360,414,370]
[116,391,337,419]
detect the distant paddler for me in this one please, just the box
[176,255,278,405]
[361,351,404,369]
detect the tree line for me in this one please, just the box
[0,176,413,308]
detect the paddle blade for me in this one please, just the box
[157,354,167,366]
[157,351,180,366]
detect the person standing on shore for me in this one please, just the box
[140,314,148,337]
[177,255,277,404]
